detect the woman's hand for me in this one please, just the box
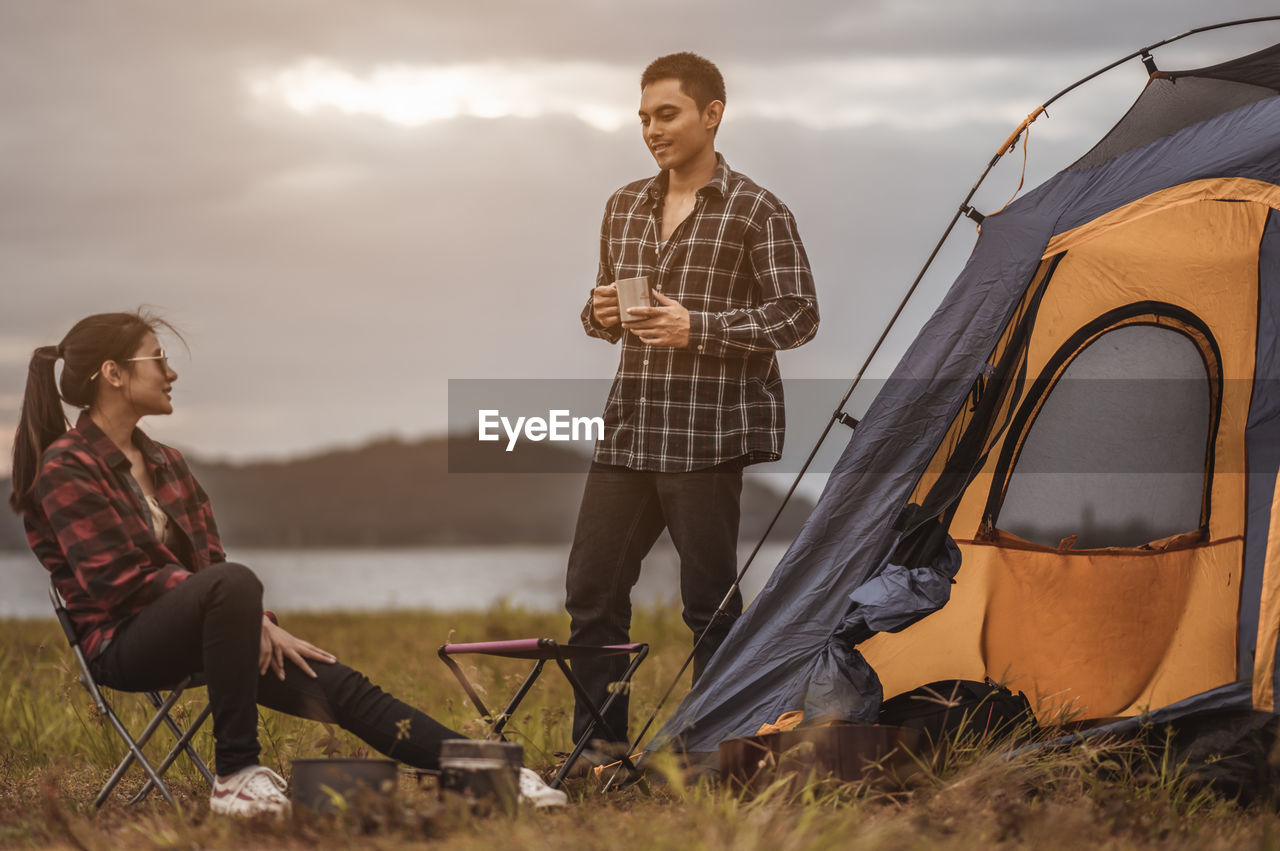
[259,616,337,680]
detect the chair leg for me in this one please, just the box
[550,656,647,792]
[180,705,216,786]
[438,651,496,727]
[93,701,178,808]
[489,660,547,739]
[92,688,188,808]
[128,701,214,805]
[148,691,215,784]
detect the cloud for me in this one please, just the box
[248,59,636,131]
[247,55,1058,134]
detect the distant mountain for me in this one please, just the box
[0,436,816,549]
[0,498,20,550]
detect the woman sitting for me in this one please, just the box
[10,311,566,816]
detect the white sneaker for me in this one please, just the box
[518,768,568,809]
[210,765,292,818]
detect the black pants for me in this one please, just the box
[90,562,463,776]
[564,459,745,745]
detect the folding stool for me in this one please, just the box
[49,581,215,807]
[437,638,648,788]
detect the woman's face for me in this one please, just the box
[120,331,178,417]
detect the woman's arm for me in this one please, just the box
[193,478,227,564]
[166,448,227,566]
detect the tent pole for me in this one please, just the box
[1041,16,1280,111]
[627,15,1280,758]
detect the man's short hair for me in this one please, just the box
[641,52,726,110]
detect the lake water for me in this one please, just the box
[0,542,791,619]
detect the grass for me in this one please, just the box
[1,605,1278,849]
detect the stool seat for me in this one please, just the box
[441,639,645,659]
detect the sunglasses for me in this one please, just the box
[87,349,169,382]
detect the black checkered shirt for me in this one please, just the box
[581,154,819,472]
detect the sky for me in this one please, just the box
[3,1,1279,480]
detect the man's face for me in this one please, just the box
[638,78,719,172]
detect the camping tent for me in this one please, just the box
[652,39,1280,756]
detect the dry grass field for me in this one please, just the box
[2,606,1277,850]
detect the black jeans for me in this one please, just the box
[564,459,745,745]
[90,562,463,776]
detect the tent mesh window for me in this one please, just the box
[997,324,1212,548]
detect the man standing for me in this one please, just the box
[567,52,819,753]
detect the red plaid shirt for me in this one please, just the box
[582,155,819,471]
[22,412,225,659]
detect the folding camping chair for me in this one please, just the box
[49,581,215,807]
[437,638,648,789]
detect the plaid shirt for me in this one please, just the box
[582,154,818,471]
[22,412,225,659]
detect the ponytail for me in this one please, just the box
[9,346,69,512]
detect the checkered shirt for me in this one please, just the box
[22,411,225,659]
[581,154,819,471]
